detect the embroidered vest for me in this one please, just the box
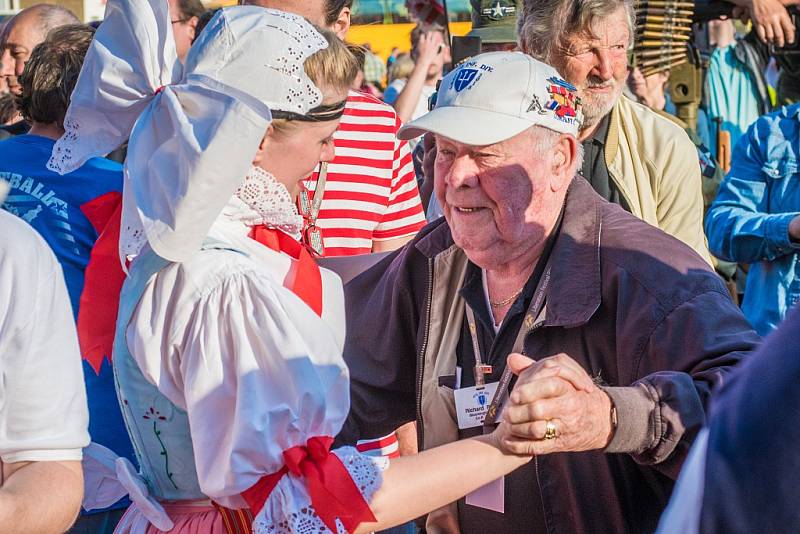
[112,240,246,501]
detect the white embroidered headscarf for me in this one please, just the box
[48,2,327,263]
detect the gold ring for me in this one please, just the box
[544,420,557,440]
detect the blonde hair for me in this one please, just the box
[271,28,357,135]
[388,53,414,83]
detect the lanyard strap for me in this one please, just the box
[299,163,329,257]
[479,263,553,432]
[309,162,328,224]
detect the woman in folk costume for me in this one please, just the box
[48,3,532,533]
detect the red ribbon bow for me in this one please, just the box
[241,436,377,533]
[78,192,125,375]
[249,225,323,316]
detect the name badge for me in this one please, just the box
[454,382,499,430]
[466,476,505,513]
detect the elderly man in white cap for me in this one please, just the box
[339,52,760,534]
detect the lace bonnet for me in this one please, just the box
[47,1,328,262]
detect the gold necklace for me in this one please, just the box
[489,287,524,308]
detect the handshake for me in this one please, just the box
[491,353,617,457]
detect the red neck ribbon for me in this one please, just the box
[241,436,377,533]
[248,225,323,317]
[78,192,125,375]
[76,217,324,374]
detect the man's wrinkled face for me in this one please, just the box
[1,13,45,95]
[553,7,630,128]
[433,128,569,270]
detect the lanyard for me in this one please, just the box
[299,162,328,256]
[462,261,553,434]
[309,162,328,222]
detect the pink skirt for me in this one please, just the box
[115,501,231,533]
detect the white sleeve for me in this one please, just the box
[0,217,90,463]
[127,264,350,506]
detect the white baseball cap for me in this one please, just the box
[398,51,583,145]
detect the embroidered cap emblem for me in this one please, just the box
[545,76,583,123]
[454,68,480,92]
[482,0,516,21]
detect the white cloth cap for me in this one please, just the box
[398,51,584,145]
[48,3,328,263]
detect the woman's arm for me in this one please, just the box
[355,428,529,533]
[0,460,84,534]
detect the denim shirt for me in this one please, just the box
[706,103,800,336]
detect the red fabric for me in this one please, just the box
[78,192,125,375]
[241,437,377,533]
[248,226,323,317]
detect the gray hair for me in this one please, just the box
[528,125,584,176]
[517,0,634,64]
[32,4,81,35]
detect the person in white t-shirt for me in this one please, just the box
[0,184,90,533]
[385,25,448,128]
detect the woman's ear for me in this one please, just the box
[331,7,351,39]
[252,124,275,167]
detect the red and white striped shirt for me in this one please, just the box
[304,91,426,257]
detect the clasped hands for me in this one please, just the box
[492,353,616,457]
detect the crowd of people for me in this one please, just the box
[0,0,799,533]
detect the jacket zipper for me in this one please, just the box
[529,320,551,534]
[415,257,435,451]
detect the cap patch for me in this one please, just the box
[545,76,583,126]
[454,68,480,92]
[482,0,517,21]
[449,60,495,93]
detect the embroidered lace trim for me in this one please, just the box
[234,166,303,239]
[252,447,390,534]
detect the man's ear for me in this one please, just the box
[252,124,274,167]
[331,7,351,39]
[550,134,577,192]
[188,15,199,42]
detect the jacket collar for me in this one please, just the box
[604,98,622,169]
[415,177,602,328]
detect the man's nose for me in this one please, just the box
[446,155,480,189]
[593,49,614,80]
[0,50,13,77]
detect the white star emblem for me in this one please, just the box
[491,1,505,18]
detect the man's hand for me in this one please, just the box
[789,214,800,242]
[733,0,796,46]
[499,353,615,456]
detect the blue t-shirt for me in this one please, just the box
[0,134,135,513]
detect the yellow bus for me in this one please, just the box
[205,1,473,61]
[347,0,472,61]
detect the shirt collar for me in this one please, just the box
[586,113,612,146]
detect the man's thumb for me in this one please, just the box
[507,353,535,375]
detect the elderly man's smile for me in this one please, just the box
[453,206,488,214]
